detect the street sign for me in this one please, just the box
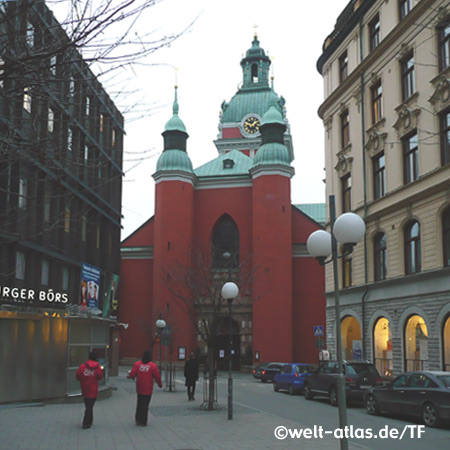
[314,326,324,337]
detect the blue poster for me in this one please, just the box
[80,263,101,309]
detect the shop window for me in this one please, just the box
[373,317,392,377]
[443,315,450,372]
[341,316,362,360]
[404,315,428,371]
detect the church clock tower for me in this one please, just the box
[214,35,293,161]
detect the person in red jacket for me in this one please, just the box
[127,350,162,426]
[76,352,104,429]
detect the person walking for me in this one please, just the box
[127,350,162,426]
[184,352,199,401]
[76,352,104,429]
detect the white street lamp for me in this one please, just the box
[222,280,239,421]
[307,195,365,450]
[155,318,166,372]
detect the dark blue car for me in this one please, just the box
[273,363,315,395]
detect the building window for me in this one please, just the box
[16,251,25,280]
[82,215,87,242]
[373,152,385,199]
[112,129,116,148]
[404,315,428,371]
[342,253,352,288]
[339,50,348,82]
[440,108,450,166]
[96,225,101,248]
[341,173,351,213]
[84,145,89,164]
[401,51,415,101]
[19,178,27,209]
[405,220,421,274]
[340,109,350,148]
[64,208,70,233]
[62,267,69,291]
[438,20,450,72]
[50,55,57,75]
[23,88,31,113]
[41,260,49,286]
[399,0,412,20]
[68,128,73,152]
[374,232,387,281]
[369,14,380,51]
[212,214,240,268]
[443,208,450,267]
[371,80,383,124]
[48,108,54,132]
[44,187,51,221]
[26,23,35,47]
[86,96,90,116]
[0,57,4,88]
[69,77,75,97]
[402,131,418,184]
[100,113,104,133]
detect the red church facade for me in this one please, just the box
[119,36,326,368]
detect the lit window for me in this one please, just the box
[23,87,31,113]
[86,96,90,116]
[64,208,70,233]
[69,77,75,97]
[19,178,27,209]
[443,208,450,267]
[16,251,25,280]
[84,145,89,164]
[401,51,415,101]
[112,129,116,148]
[369,14,380,51]
[41,260,49,286]
[48,108,54,132]
[100,113,104,133]
[404,315,428,371]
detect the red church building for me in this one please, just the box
[119,36,326,369]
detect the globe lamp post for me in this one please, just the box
[221,281,239,420]
[306,194,365,450]
[155,318,166,373]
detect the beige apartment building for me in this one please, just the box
[317,0,450,376]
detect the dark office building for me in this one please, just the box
[0,1,124,402]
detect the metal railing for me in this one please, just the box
[405,359,426,371]
[374,358,393,377]
[200,371,220,411]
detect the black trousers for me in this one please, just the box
[135,394,152,425]
[83,397,96,427]
[187,382,196,399]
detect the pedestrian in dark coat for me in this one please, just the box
[184,352,199,401]
[76,352,104,429]
[127,350,162,426]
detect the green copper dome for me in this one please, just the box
[156,149,193,172]
[253,142,289,166]
[261,105,285,127]
[164,86,186,133]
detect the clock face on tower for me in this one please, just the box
[242,115,261,136]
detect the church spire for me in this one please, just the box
[162,84,189,152]
[240,34,271,90]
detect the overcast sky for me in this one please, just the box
[61,0,351,239]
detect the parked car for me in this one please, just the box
[303,360,381,406]
[273,363,315,395]
[253,362,285,382]
[365,371,450,428]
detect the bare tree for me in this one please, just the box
[159,245,256,410]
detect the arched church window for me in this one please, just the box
[212,215,239,269]
[251,63,258,83]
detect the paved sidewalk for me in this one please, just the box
[0,368,350,449]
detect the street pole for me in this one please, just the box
[330,194,348,450]
[228,297,233,420]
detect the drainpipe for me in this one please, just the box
[359,17,369,360]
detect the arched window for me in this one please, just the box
[251,63,258,83]
[404,220,421,274]
[443,208,450,267]
[404,314,428,371]
[443,314,450,372]
[212,215,239,269]
[374,232,387,281]
[373,317,392,377]
[340,316,362,360]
